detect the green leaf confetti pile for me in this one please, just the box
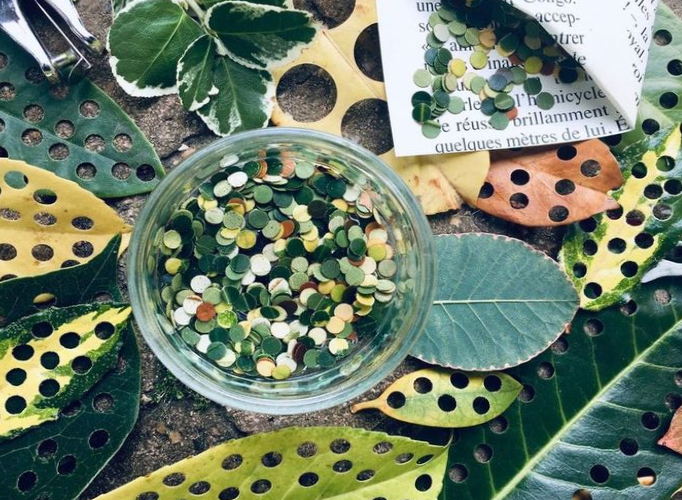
[108,0,317,135]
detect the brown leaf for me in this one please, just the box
[270,0,490,215]
[658,406,682,455]
[474,140,623,226]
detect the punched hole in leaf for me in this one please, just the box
[557,145,577,161]
[112,163,131,180]
[189,481,211,495]
[136,493,159,500]
[473,397,490,415]
[450,372,469,389]
[341,99,393,156]
[589,464,609,484]
[261,451,282,468]
[89,429,110,449]
[72,216,94,230]
[669,59,682,76]
[222,454,243,470]
[61,400,83,417]
[39,379,60,398]
[448,464,468,483]
[59,332,80,349]
[655,29,673,45]
[585,319,605,336]
[619,438,638,456]
[607,238,626,254]
[583,282,602,299]
[620,300,638,316]
[413,376,433,394]
[484,375,502,392]
[354,24,384,82]
[417,454,434,465]
[84,134,106,153]
[6,368,26,386]
[57,455,77,475]
[653,203,672,221]
[55,120,75,139]
[299,472,320,486]
[12,343,34,360]
[32,244,54,261]
[438,394,457,412]
[625,210,645,226]
[580,160,600,177]
[250,479,271,494]
[25,66,45,83]
[38,438,58,458]
[518,384,535,403]
[6,395,26,414]
[0,82,15,101]
[510,169,530,185]
[387,391,406,409]
[642,119,660,135]
[48,143,70,161]
[113,133,133,152]
[5,170,29,189]
[655,289,672,305]
[537,362,555,379]
[579,218,597,234]
[582,239,598,256]
[657,156,675,172]
[573,262,587,278]
[665,179,682,195]
[660,92,679,109]
[41,352,59,369]
[0,274,15,281]
[478,182,494,199]
[94,291,114,303]
[373,441,393,454]
[572,489,593,500]
[489,416,509,434]
[163,473,186,487]
[637,467,656,487]
[549,206,569,222]
[23,104,44,123]
[415,474,433,491]
[509,193,528,209]
[79,100,100,118]
[72,240,94,258]
[137,164,156,182]
[35,212,57,226]
[76,163,97,180]
[95,322,115,340]
[474,444,493,463]
[22,128,43,146]
[1,208,20,220]
[72,355,92,374]
[330,438,351,454]
[17,471,37,492]
[641,411,660,430]
[297,442,317,458]
[620,261,639,278]
[219,488,239,500]
[635,232,655,249]
[395,453,414,464]
[93,393,113,413]
[606,206,624,221]
[61,260,79,268]
[665,392,682,411]
[555,179,575,195]
[333,459,353,473]
[644,184,663,199]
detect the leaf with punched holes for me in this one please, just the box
[108,0,203,96]
[476,140,622,226]
[0,235,121,325]
[561,126,682,311]
[412,233,578,372]
[0,32,163,198]
[659,406,682,456]
[195,51,274,136]
[611,4,682,152]
[0,303,131,441]
[440,276,682,500]
[0,159,131,282]
[269,0,490,215]
[351,368,521,428]
[92,427,448,500]
[205,1,317,70]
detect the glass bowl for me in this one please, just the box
[128,128,436,414]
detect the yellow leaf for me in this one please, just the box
[270,0,490,215]
[0,159,132,280]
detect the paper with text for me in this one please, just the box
[376,0,658,156]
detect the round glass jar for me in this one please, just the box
[128,128,435,414]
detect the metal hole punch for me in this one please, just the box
[0,0,104,84]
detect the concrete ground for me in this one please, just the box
[23,0,677,497]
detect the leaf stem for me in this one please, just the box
[184,0,206,21]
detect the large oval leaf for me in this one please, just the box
[441,278,682,500]
[352,368,521,428]
[0,159,131,281]
[412,233,579,371]
[561,126,682,310]
[0,32,163,198]
[93,427,448,500]
[108,0,203,96]
[0,303,131,441]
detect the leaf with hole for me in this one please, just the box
[92,426,448,500]
[476,140,623,226]
[177,35,218,112]
[0,31,164,198]
[561,126,682,310]
[0,235,122,325]
[612,4,682,152]
[0,303,131,441]
[205,1,317,70]
[0,159,132,282]
[351,368,521,428]
[269,0,490,215]
[108,0,203,96]
[659,406,682,456]
[196,53,274,136]
[412,233,578,371]
[441,276,682,500]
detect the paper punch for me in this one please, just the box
[0,0,104,84]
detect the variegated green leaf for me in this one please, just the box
[177,35,217,112]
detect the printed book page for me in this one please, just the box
[376,0,658,156]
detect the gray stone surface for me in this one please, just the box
[20,0,678,497]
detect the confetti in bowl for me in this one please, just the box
[128,128,435,414]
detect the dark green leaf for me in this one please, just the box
[0,236,121,326]
[199,0,287,6]
[178,35,217,112]
[441,278,682,500]
[197,55,273,135]
[205,1,317,69]
[109,0,203,96]
[0,33,163,198]
[412,234,578,371]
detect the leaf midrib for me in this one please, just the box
[490,315,682,500]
